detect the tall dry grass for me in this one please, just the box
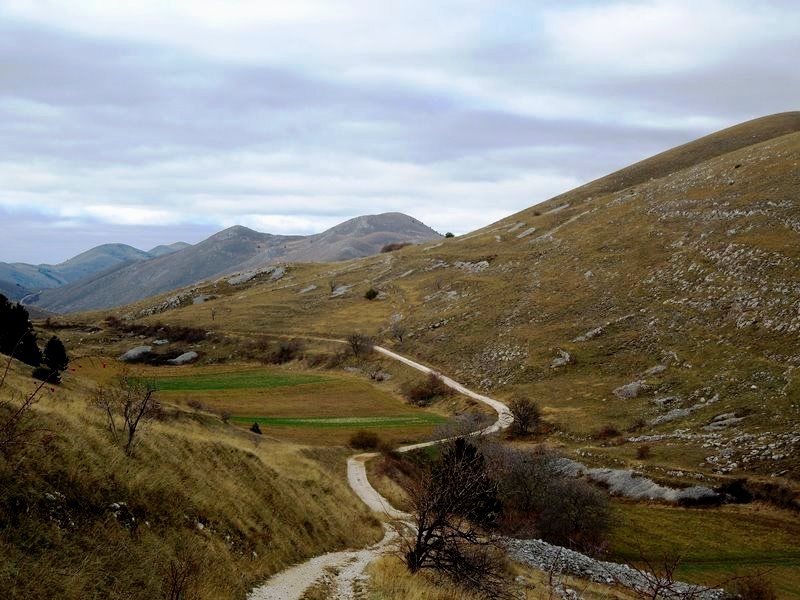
[0,357,382,599]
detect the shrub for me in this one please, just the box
[364,288,379,301]
[444,232,455,238]
[349,430,380,450]
[380,242,412,253]
[507,396,540,437]
[269,339,303,364]
[538,478,611,555]
[250,422,262,435]
[636,444,651,460]
[402,373,452,406]
[593,424,621,440]
[32,366,59,383]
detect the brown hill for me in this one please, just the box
[112,112,799,486]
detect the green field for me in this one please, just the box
[152,366,448,445]
[152,371,327,391]
[230,415,446,428]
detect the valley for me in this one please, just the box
[1,113,799,599]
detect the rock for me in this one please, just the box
[643,364,667,376]
[153,339,169,345]
[168,351,198,365]
[119,346,152,362]
[614,380,646,399]
[551,349,573,368]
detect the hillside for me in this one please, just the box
[8,112,800,598]
[25,212,441,313]
[111,113,799,485]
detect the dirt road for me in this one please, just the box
[247,344,512,599]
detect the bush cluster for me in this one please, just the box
[401,373,452,406]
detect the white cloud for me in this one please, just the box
[542,0,783,74]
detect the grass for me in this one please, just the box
[610,501,800,597]
[152,364,451,446]
[0,356,383,600]
[20,113,800,597]
[151,369,328,391]
[230,414,445,427]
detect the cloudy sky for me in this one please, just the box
[1,1,797,264]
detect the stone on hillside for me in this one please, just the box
[168,351,198,365]
[613,380,646,399]
[119,346,152,362]
[551,349,573,368]
[643,364,667,376]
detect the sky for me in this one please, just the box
[1,1,797,265]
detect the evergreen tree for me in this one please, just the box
[43,336,69,373]
[0,294,41,366]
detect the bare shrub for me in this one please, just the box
[538,478,610,556]
[402,373,452,406]
[349,429,380,450]
[347,333,373,358]
[636,444,652,460]
[364,288,379,300]
[401,438,509,598]
[270,339,304,364]
[507,396,540,437]
[163,544,201,600]
[0,353,52,455]
[93,375,160,456]
[593,424,621,440]
[381,242,412,253]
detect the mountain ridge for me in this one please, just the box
[24,212,441,313]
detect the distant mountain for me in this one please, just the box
[147,242,192,257]
[26,212,441,313]
[0,243,187,302]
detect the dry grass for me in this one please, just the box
[23,112,800,595]
[610,501,800,598]
[0,357,383,599]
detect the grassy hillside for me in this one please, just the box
[7,112,799,597]
[0,356,388,599]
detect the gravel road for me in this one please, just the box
[247,345,511,599]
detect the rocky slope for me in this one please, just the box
[119,113,799,487]
[25,212,441,313]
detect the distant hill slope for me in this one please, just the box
[0,242,187,302]
[29,212,441,313]
[118,112,799,483]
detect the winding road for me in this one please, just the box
[247,344,512,600]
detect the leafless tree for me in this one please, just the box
[390,318,406,343]
[0,349,53,454]
[94,374,159,456]
[401,438,511,599]
[507,396,541,437]
[347,332,373,358]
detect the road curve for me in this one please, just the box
[248,344,513,599]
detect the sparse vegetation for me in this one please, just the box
[507,395,540,437]
[348,429,380,450]
[402,438,508,599]
[402,372,452,406]
[364,288,379,300]
[381,242,412,253]
[93,374,160,456]
[347,332,373,357]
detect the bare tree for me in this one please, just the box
[347,332,373,358]
[401,438,510,598]
[0,349,53,455]
[94,374,159,456]
[389,316,406,343]
[507,396,541,437]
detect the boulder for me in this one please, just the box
[119,346,152,362]
[168,351,198,365]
